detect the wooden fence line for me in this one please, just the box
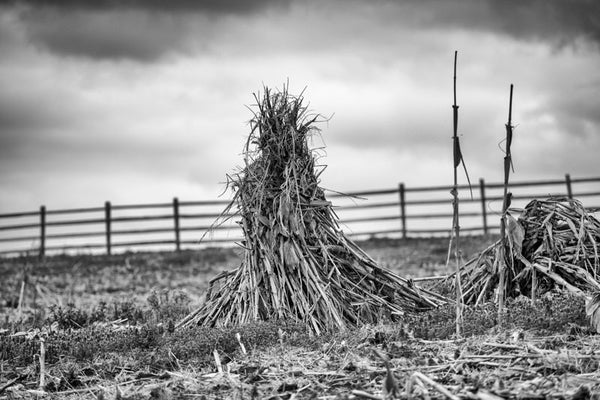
[0,174,599,258]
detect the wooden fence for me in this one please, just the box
[0,174,599,258]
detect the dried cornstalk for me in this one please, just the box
[452,198,600,305]
[449,50,469,337]
[180,85,444,333]
[498,84,515,324]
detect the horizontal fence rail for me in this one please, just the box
[0,174,599,258]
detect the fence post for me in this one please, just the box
[565,173,573,199]
[105,201,112,255]
[173,197,181,252]
[398,183,407,239]
[39,206,46,259]
[479,178,488,235]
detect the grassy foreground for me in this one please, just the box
[1,236,598,399]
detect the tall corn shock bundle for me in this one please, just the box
[180,86,443,333]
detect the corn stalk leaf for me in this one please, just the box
[586,292,600,332]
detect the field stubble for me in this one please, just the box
[0,236,598,399]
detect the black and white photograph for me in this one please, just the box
[1,1,600,398]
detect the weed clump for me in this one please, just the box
[403,289,589,340]
[48,300,146,329]
[147,288,191,323]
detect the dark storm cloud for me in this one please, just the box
[396,0,600,50]
[1,0,289,14]
[487,0,600,49]
[2,0,598,62]
[1,0,292,61]
[22,9,192,61]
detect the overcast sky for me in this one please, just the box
[1,0,599,213]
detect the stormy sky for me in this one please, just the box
[1,0,599,213]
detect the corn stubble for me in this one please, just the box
[179,86,443,333]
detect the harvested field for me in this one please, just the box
[1,236,599,399]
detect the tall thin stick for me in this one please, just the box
[498,84,514,324]
[451,51,464,337]
[39,336,46,390]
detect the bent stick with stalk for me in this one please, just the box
[498,83,514,323]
